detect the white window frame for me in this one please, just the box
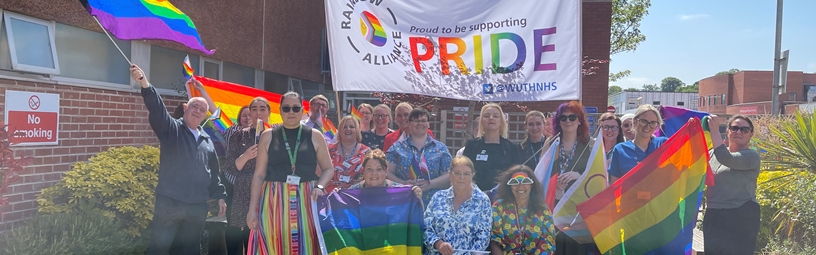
[3,11,60,75]
[200,57,222,80]
[288,77,303,95]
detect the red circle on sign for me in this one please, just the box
[28,95,41,110]
[607,105,616,114]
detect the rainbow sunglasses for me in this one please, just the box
[507,172,535,186]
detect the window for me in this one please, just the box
[677,102,684,106]
[708,96,711,106]
[149,45,199,90]
[652,101,660,105]
[320,29,330,74]
[2,11,59,75]
[201,58,221,80]
[54,23,131,84]
[713,95,716,105]
[265,70,289,94]
[288,77,303,95]
[721,93,726,105]
[222,61,254,86]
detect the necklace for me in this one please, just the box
[513,201,528,253]
[559,140,578,174]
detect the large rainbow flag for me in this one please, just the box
[552,131,608,243]
[187,75,310,132]
[576,118,712,255]
[659,106,713,149]
[80,0,214,54]
[317,187,424,254]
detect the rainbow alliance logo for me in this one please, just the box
[338,0,404,66]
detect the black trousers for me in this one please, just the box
[703,201,761,255]
[147,195,209,255]
[225,226,250,255]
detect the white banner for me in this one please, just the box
[325,0,581,101]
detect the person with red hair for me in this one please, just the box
[546,101,600,255]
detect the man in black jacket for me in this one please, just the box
[131,65,227,255]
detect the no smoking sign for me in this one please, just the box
[5,90,60,145]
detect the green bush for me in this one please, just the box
[0,210,145,255]
[37,146,160,236]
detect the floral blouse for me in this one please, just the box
[326,142,370,191]
[491,199,557,255]
[423,185,492,255]
[386,135,451,205]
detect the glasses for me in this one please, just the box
[312,102,327,108]
[637,119,660,128]
[452,171,474,177]
[411,119,429,124]
[559,114,578,122]
[729,126,752,134]
[373,114,390,119]
[602,125,619,131]
[507,177,535,185]
[361,112,372,116]
[281,106,302,113]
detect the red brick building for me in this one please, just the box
[698,71,816,115]
[0,0,611,230]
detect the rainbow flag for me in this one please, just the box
[659,106,713,148]
[80,0,214,54]
[317,186,424,254]
[576,118,712,255]
[552,131,607,244]
[533,138,561,211]
[187,75,310,132]
[350,105,363,120]
[183,55,194,80]
[321,114,338,140]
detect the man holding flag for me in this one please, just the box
[301,95,333,142]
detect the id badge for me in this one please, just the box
[476,154,489,161]
[286,175,301,185]
[339,175,351,183]
[342,161,352,169]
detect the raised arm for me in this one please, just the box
[132,65,173,140]
[191,78,218,115]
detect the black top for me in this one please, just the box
[552,140,592,205]
[265,125,319,182]
[141,86,226,203]
[520,140,546,170]
[361,130,392,151]
[463,137,522,191]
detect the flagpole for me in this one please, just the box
[92,16,133,66]
[335,91,342,120]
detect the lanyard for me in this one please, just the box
[513,202,528,252]
[559,140,578,174]
[282,125,303,175]
[530,142,542,163]
[340,142,358,162]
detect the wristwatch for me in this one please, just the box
[316,184,326,191]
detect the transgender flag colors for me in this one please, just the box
[317,187,424,254]
[80,0,214,54]
[576,118,712,255]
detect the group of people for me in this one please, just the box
[131,64,761,255]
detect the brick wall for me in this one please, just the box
[0,79,182,231]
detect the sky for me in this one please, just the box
[609,0,816,89]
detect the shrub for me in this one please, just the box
[0,210,145,255]
[37,146,160,236]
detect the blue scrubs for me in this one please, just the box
[607,136,668,178]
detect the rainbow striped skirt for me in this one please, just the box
[248,181,322,255]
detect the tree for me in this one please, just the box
[675,81,699,93]
[660,77,685,92]
[609,0,651,81]
[609,85,623,95]
[715,68,740,76]
[624,87,641,92]
[641,84,660,91]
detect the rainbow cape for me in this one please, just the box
[317,186,424,254]
[80,0,214,54]
[552,131,608,243]
[350,105,363,120]
[576,118,713,255]
[533,138,561,211]
[187,75,310,132]
[659,106,713,149]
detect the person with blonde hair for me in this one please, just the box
[361,104,394,150]
[608,104,667,183]
[519,110,549,170]
[461,104,522,191]
[324,115,371,191]
[424,156,492,255]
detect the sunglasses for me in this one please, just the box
[281,106,302,113]
[507,177,534,186]
[728,126,752,134]
[559,114,578,122]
